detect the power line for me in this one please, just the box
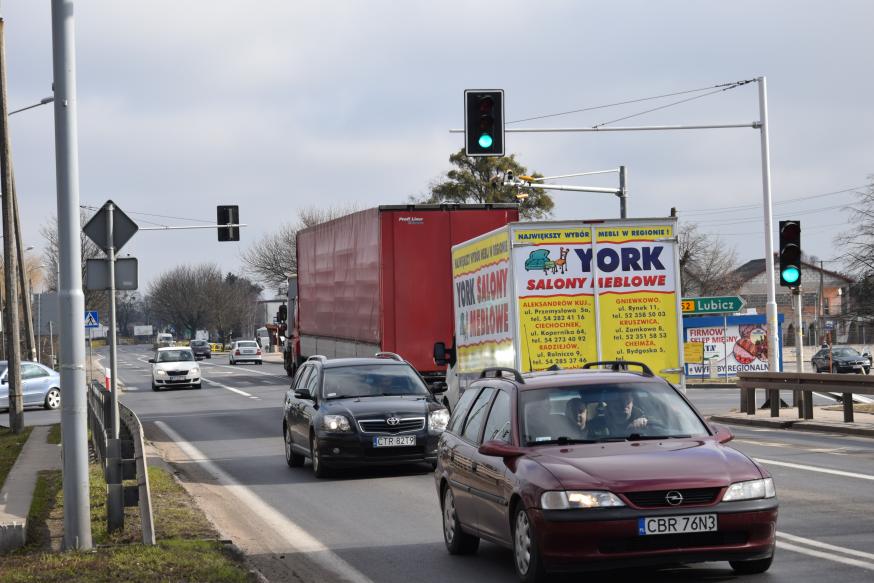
[506,80,754,125]
[592,81,753,129]
[689,202,853,227]
[81,203,214,225]
[682,185,867,216]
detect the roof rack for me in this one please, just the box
[581,360,654,377]
[480,367,525,383]
[375,352,404,362]
[307,355,327,362]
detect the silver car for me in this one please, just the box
[0,361,62,411]
[229,340,262,365]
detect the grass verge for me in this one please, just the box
[0,463,253,582]
[824,403,874,414]
[0,426,33,490]
[46,424,61,445]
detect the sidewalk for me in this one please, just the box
[0,426,61,552]
[709,405,874,438]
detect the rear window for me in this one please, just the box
[238,341,258,348]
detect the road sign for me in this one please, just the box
[825,320,835,331]
[84,311,99,328]
[82,200,139,254]
[681,296,746,315]
[684,342,704,363]
[86,258,138,290]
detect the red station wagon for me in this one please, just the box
[434,363,778,582]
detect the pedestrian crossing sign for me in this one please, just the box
[84,311,99,328]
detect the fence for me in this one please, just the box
[736,371,874,423]
[87,380,155,544]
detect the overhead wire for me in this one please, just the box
[506,79,755,125]
[682,185,867,216]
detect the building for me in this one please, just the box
[732,257,865,346]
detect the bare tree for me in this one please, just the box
[115,291,143,336]
[148,265,222,338]
[39,212,107,314]
[837,178,874,317]
[678,222,742,296]
[241,205,360,291]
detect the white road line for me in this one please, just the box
[778,531,874,561]
[154,421,375,583]
[754,458,874,481]
[201,377,259,399]
[201,361,288,379]
[777,540,874,571]
[735,439,849,456]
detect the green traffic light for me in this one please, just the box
[781,266,800,284]
[478,133,493,148]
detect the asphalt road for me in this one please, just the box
[18,344,874,582]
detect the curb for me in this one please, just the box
[709,414,874,438]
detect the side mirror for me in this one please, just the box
[711,423,734,444]
[148,358,155,363]
[431,381,448,394]
[478,440,524,458]
[1,377,6,385]
[294,388,313,400]
[433,342,456,367]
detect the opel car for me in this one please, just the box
[149,347,201,390]
[435,362,778,581]
[282,353,450,478]
[0,361,62,410]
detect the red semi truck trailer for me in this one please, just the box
[283,204,519,382]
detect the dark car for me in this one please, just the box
[189,339,212,360]
[282,353,450,478]
[435,363,778,581]
[811,346,870,374]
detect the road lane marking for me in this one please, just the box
[201,377,259,399]
[777,540,874,571]
[754,458,874,481]
[154,421,375,583]
[778,531,874,561]
[735,439,850,456]
[200,361,288,379]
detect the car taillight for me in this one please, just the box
[235,349,241,355]
[256,349,262,355]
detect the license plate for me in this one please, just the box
[373,435,416,447]
[638,514,717,536]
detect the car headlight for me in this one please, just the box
[429,409,450,433]
[321,414,352,432]
[541,491,626,510]
[155,369,166,377]
[722,478,776,501]
[191,366,200,375]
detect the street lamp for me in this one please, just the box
[9,96,54,116]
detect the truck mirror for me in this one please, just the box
[433,342,448,365]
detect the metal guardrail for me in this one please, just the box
[87,380,155,544]
[737,372,874,422]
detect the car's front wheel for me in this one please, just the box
[285,426,305,468]
[151,382,160,391]
[513,505,546,583]
[44,388,61,410]
[310,434,331,478]
[442,487,479,555]
[730,551,774,574]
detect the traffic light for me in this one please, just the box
[217,205,239,242]
[778,220,801,287]
[464,89,504,157]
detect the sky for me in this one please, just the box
[4,1,873,298]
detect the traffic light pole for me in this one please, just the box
[454,76,780,370]
[507,166,628,218]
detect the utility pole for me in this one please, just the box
[13,175,37,361]
[52,0,92,550]
[0,15,24,433]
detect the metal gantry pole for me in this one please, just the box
[51,0,92,550]
[619,165,628,219]
[757,76,781,373]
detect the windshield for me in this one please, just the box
[157,350,194,363]
[323,364,429,399]
[519,382,709,445]
[833,348,861,357]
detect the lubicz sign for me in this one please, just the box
[681,296,745,315]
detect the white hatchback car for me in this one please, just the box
[229,340,262,365]
[149,347,201,390]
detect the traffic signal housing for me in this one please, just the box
[779,220,801,288]
[464,90,504,157]
[217,205,240,242]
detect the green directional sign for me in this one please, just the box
[681,296,746,315]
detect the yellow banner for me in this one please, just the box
[594,224,673,243]
[452,230,511,278]
[513,228,592,246]
[517,296,597,372]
